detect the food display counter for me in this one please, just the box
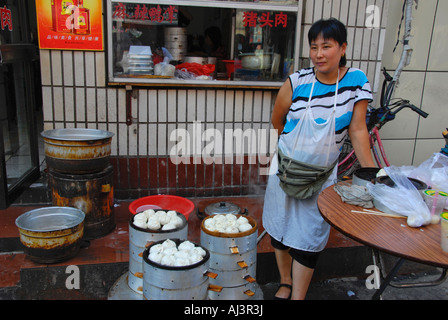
[106,0,301,87]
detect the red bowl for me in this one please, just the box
[129,195,195,220]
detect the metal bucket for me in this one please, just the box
[142,239,213,300]
[15,207,85,263]
[41,128,114,174]
[353,167,380,187]
[128,212,188,294]
[200,214,258,299]
[48,164,115,239]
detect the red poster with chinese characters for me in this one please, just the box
[36,0,103,50]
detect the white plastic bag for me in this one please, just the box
[154,63,175,77]
[409,152,448,191]
[366,166,431,227]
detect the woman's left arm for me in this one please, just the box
[348,100,376,168]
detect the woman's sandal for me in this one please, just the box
[273,283,292,300]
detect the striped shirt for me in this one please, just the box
[281,67,373,149]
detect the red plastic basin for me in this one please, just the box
[128,195,195,220]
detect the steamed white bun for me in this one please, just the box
[189,254,202,264]
[149,243,164,254]
[237,216,249,225]
[146,216,161,230]
[166,210,178,219]
[174,258,190,266]
[162,239,176,249]
[162,246,178,257]
[192,246,206,257]
[204,218,215,229]
[133,219,147,229]
[170,215,183,228]
[148,252,162,264]
[178,240,195,252]
[174,250,190,260]
[225,226,239,233]
[156,211,170,225]
[162,222,176,231]
[161,254,176,266]
[134,212,147,222]
[238,223,252,232]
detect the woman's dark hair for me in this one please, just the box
[308,18,347,67]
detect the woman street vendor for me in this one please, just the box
[262,18,376,300]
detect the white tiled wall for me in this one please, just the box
[381,0,447,166]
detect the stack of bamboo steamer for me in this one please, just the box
[164,27,187,61]
[200,213,258,299]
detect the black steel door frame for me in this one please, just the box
[0,0,40,209]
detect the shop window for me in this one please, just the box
[106,0,300,87]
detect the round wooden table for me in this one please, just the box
[317,183,448,299]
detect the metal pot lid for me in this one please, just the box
[41,128,114,141]
[15,206,85,232]
[205,201,241,215]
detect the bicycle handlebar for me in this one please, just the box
[368,100,429,130]
[410,104,429,118]
[389,102,429,118]
[371,68,429,130]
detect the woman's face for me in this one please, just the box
[309,34,346,75]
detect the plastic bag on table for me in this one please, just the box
[366,166,431,227]
[175,62,215,76]
[174,68,199,80]
[154,63,175,77]
[409,152,448,192]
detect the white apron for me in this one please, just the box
[263,70,340,252]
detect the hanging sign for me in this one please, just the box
[0,5,13,31]
[111,2,178,25]
[36,0,103,51]
[242,11,288,28]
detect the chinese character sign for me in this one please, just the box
[243,11,287,28]
[36,0,103,50]
[112,2,178,25]
[0,5,13,31]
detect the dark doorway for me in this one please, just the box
[0,0,42,208]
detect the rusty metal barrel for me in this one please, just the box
[15,207,85,264]
[200,214,258,299]
[48,164,115,239]
[41,128,113,174]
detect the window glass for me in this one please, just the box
[233,9,296,82]
[108,1,298,85]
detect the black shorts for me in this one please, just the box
[270,236,321,269]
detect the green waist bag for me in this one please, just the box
[276,147,337,199]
